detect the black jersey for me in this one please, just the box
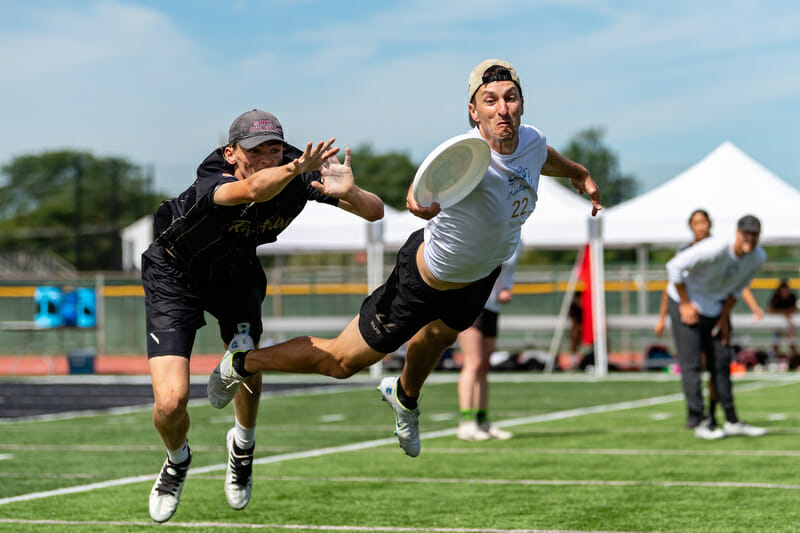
[149,144,338,280]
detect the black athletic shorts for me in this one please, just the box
[358,229,500,354]
[141,244,265,359]
[471,309,499,338]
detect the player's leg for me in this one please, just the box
[473,312,511,439]
[150,355,192,454]
[148,354,193,522]
[142,250,202,522]
[667,300,708,430]
[208,269,268,511]
[402,319,460,397]
[244,317,386,378]
[456,325,489,441]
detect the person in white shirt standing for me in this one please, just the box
[666,214,767,440]
[208,59,601,458]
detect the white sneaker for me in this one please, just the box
[479,421,513,440]
[457,420,491,441]
[149,450,192,523]
[225,428,254,510]
[694,420,725,440]
[208,334,255,409]
[723,421,767,437]
[378,376,420,457]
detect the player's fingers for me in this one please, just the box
[323,147,341,164]
[344,147,351,167]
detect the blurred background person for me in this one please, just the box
[456,243,521,441]
[768,279,797,360]
[654,209,762,428]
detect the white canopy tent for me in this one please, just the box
[121,215,154,271]
[603,142,800,248]
[587,142,800,375]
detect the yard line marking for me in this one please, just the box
[319,414,346,422]
[190,475,800,491]
[0,379,790,506]
[0,518,645,532]
[379,448,800,457]
[0,454,12,461]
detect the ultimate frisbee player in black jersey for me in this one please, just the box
[143,109,383,523]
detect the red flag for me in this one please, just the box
[577,244,594,344]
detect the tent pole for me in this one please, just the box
[589,217,608,376]
[637,246,649,315]
[367,220,384,378]
[544,246,585,373]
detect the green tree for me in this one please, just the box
[0,150,163,270]
[559,127,638,207]
[349,144,417,210]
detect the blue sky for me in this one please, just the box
[1,0,798,197]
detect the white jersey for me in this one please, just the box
[666,235,766,317]
[423,125,547,282]
[484,240,522,313]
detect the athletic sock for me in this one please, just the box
[460,408,476,422]
[396,378,418,410]
[232,351,254,378]
[167,440,190,465]
[476,409,488,425]
[234,419,256,450]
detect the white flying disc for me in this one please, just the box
[412,133,491,208]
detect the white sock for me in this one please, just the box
[167,440,190,464]
[234,419,255,450]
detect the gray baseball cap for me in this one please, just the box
[737,214,761,233]
[228,109,284,149]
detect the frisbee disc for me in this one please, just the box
[412,133,491,208]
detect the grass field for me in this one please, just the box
[1,373,799,532]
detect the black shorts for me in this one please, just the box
[142,244,266,359]
[358,229,500,354]
[471,309,499,338]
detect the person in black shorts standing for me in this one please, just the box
[143,109,383,523]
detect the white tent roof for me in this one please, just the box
[521,175,592,249]
[257,202,375,255]
[602,142,800,247]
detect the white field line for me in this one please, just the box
[0,519,643,533]
[188,474,800,491]
[0,379,790,506]
[4,373,796,425]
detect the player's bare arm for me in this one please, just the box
[541,145,602,215]
[214,139,337,206]
[312,147,385,221]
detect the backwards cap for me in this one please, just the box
[468,59,521,101]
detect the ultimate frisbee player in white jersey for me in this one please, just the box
[208,59,602,458]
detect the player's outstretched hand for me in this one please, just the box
[570,174,602,216]
[294,138,338,176]
[311,147,355,198]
